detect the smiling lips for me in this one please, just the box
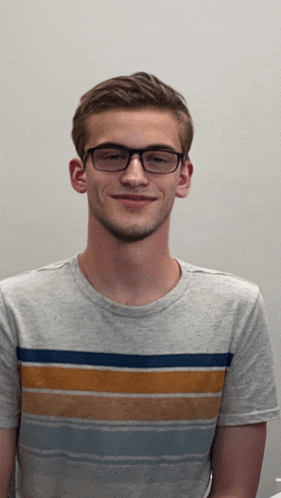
[112,194,157,208]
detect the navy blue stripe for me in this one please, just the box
[16,347,233,368]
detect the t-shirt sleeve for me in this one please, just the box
[217,291,280,426]
[0,287,21,428]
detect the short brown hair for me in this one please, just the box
[71,72,194,160]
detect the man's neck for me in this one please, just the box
[77,225,181,306]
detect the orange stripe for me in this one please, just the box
[21,366,225,394]
[22,391,221,421]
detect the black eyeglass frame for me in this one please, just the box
[82,145,185,174]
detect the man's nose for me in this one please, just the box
[120,154,149,186]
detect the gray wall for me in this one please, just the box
[1,1,280,496]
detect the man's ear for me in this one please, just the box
[176,160,193,198]
[69,158,87,194]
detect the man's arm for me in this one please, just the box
[0,428,17,498]
[208,422,266,498]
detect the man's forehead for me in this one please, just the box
[85,108,182,149]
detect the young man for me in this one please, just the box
[0,72,279,498]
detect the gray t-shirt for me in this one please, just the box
[0,256,279,498]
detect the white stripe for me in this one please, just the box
[21,362,227,372]
[23,413,217,428]
[23,387,222,398]
[22,419,216,432]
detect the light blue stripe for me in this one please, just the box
[20,444,207,465]
[20,447,211,483]
[20,418,216,458]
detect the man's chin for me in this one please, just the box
[94,210,170,244]
[99,219,158,244]
[108,226,155,243]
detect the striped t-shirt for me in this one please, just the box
[0,256,279,498]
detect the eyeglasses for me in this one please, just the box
[83,145,184,174]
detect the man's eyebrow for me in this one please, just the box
[145,144,178,153]
[95,142,178,152]
[95,142,125,148]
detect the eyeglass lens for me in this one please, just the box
[92,148,178,173]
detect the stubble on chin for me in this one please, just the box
[89,194,174,244]
[99,219,160,243]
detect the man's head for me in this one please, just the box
[69,74,194,244]
[71,72,194,162]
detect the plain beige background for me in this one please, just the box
[0,1,280,496]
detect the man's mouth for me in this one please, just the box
[112,195,156,200]
[111,194,157,207]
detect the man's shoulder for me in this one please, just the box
[178,259,260,304]
[0,256,77,298]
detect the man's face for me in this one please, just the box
[70,108,193,243]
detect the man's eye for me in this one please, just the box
[147,154,168,163]
[97,149,126,161]
[154,157,167,163]
[104,154,122,160]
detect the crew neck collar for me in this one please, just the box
[69,255,193,317]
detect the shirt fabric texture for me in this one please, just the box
[0,256,279,498]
